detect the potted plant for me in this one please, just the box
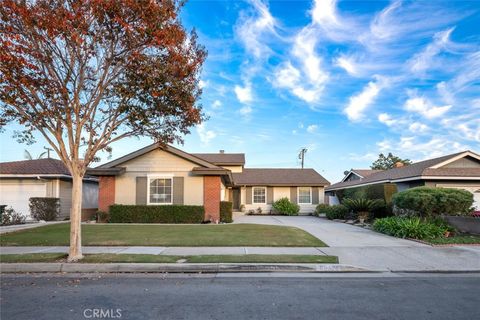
[342,198,385,224]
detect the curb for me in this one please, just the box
[0,263,374,274]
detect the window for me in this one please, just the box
[148,178,172,204]
[298,187,311,204]
[253,187,266,204]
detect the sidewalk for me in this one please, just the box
[2,245,480,272]
[0,221,67,234]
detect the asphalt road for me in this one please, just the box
[1,273,479,320]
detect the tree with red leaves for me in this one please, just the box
[0,0,207,261]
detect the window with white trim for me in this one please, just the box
[148,178,172,204]
[253,187,266,204]
[298,187,311,204]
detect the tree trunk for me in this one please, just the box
[68,171,84,262]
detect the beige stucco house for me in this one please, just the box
[88,143,330,221]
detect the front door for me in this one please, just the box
[232,188,241,210]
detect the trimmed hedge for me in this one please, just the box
[109,205,204,223]
[29,197,60,221]
[272,197,300,216]
[392,187,473,218]
[220,201,233,223]
[317,204,349,220]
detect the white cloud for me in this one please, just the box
[239,105,252,116]
[196,124,216,145]
[234,84,253,103]
[378,113,397,126]
[408,27,454,74]
[199,80,208,89]
[369,0,403,41]
[236,0,277,59]
[335,55,358,76]
[212,100,222,109]
[404,96,451,119]
[344,80,383,121]
[307,125,318,133]
[409,122,429,133]
[311,0,339,26]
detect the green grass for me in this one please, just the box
[0,223,326,247]
[424,235,480,245]
[0,253,338,264]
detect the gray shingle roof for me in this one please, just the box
[232,168,329,186]
[192,153,245,165]
[0,158,71,175]
[326,151,480,191]
[351,169,383,178]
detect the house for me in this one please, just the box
[326,150,480,209]
[87,143,330,221]
[341,169,383,182]
[0,158,99,219]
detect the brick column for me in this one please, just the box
[203,176,221,222]
[98,176,115,212]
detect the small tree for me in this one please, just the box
[0,0,206,261]
[371,153,412,170]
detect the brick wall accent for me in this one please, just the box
[203,176,221,222]
[98,176,115,212]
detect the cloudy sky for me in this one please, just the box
[1,0,479,182]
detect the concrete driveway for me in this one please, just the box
[233,214,480,271]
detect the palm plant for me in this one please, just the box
[342,198,385,222]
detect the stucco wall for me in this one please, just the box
[114,149,204,205]
[443,156,479,168]
[221,165,243,173]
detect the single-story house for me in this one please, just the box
[326,150,480,209]
[0,158,99,219]
[87,143,330,221]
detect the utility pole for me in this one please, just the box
[298,148,307,169]
[44,146,53,158]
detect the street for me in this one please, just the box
[1,273,479,320]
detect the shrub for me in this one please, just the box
[323,205,349,220]
[29,197,60,221]
[315,204,330,215]
[392,187,473,218]
[1,207,26,226]
[220,201,233,223]
[109,205,204,223]
[342,198,385,220]
[373,216,448,240]
[256,207,263,214]
[272,197,300,216]
[97,211,109,223]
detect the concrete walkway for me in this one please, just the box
[0,221,67,234]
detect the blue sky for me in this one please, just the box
[1,0,479,182]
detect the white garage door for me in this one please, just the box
[0,183,47,217]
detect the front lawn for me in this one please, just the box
[0,223,326,247]
[0,253,338,264]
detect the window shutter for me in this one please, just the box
[267,187,274,204]
[312,187,319,204]
[246,187,252,204]
[136,177,147,205]
[290,187,297,204]
[173,177,184,205]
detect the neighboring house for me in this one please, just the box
[326,150,480,209]
[87,143,330,221]
[0,158,99,219]
[341,169,383,182]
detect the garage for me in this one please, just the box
[0,182,47,217]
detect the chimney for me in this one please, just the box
[219,150,225,154]
[394,162,404,168]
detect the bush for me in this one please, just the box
[109,205,204,223]
[29,197,60,221]
[322,205,349,220]
[97,211,109,223]
[1,207,26,226]
[392,187,473,218]
[315,204,330,215]
[342,198,385,220]
[220,201,233,223]
[373,216,448,240]
[272,197,299,216]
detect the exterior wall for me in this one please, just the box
[443,156,480,168]
[113,149,204,206]
[99,176,115,212]
[221,165,243,173]
[395,181,424,192]
[204,176,220,221]
[240,186,324,215]
[58,180,72,219]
